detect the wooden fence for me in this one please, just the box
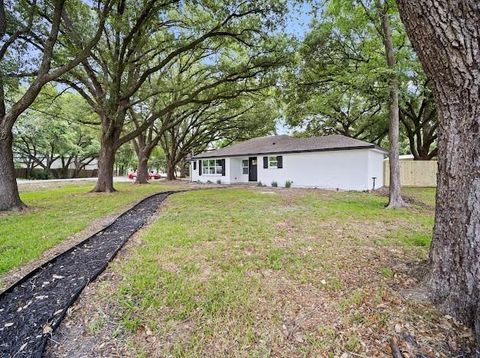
[384,159,437,187]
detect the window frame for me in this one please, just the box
[202,159,223,175]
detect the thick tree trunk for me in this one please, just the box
[93,136,116,192]
[26,163,33,179]
[397,0,480,344]
[180,162,189,178]
[0,130,25,211]
[166,160,176,180]
[378,2,405,208]
[133,134,151,184]
[135,151,149,184]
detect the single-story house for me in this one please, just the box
[190,135,387,190]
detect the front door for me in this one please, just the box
[248,157,257,182]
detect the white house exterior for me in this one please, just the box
[190,135,386,191]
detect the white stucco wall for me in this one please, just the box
[191,148,385,191]
[229,158,249,183]
[257,149,371,190]
[367,150,385,190]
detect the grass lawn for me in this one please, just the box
[63,187,472,357]
[402,187,436,207]
[0,181,183,280]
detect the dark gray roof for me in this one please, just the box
[193,135,387,159]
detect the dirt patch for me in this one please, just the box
[44,248,138,358]
[374,187,435,210]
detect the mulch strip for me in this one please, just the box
[0,191,173,358]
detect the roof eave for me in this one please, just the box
[192,145,379,159]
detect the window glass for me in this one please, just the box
[268,156,278,168]
[202,159,223,175]
[242,160,249,175]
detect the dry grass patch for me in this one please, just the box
[48,187,474,357]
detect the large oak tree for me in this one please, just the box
[396,0,480,345]
[60,0,287,193]
[399,81,438,160]
[0,0,111,211]
[127,52,283,183]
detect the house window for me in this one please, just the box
[202,159,222,175]
[268,156,278,168]
[242,160,249,175]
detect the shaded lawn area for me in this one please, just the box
[402,186,436,208]
[69,187,472,357]
[0,181,182,279]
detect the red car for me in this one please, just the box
[128,171,161,180]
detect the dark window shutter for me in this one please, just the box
[193,161,197,170]
[277,156,283,168]
[198,160,202,176]
[221,159,226,176]
[263,156,268,168]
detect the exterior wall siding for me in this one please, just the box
[229,157,249,183]
[257,150,371,190]
[367,150,385,190]
[191,149,385,191]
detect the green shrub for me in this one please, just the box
[285,180,293,188]
[257,181,263,187]
[216,179,222,184]
[271,181,278,187]
[30,170,54,180]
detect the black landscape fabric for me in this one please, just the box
[0,192,172,358]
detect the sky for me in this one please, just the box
[284,2,315,40]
